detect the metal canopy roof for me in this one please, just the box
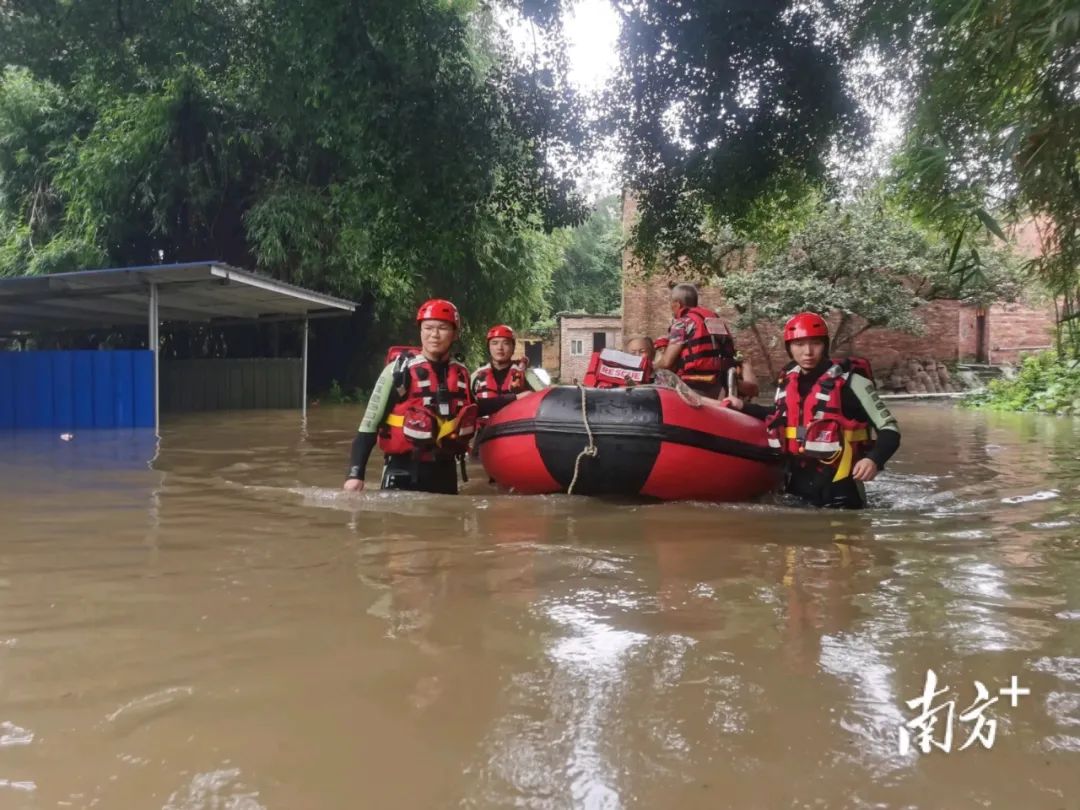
[0,261,355,332]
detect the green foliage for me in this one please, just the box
[0,0,589,347]
[609,1,866,270]
[326,379,348,404]
[547,194,622,315]
[965,351,1080,415]
[857,0,1080,350]
[719,190,1024,351]
[321,380,369,405]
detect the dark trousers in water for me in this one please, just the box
[784,460,866,509]
[381,454,458,495]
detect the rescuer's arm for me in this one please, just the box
[344,363,397,491]
[844,373,901,479]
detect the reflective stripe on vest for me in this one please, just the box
[766,360,872,482]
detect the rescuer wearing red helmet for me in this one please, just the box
[725,311,902,509]
[343,299,478,494]
[655,283,759,399]
[470,324,545,413]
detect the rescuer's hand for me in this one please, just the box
[722,396,744,411]
[343,478,365,492]
[851,458,879,482]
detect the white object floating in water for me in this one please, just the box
[0,721,34,747]
[0,779,36,792]
[1001,490,1060,504]
[59,433,74,441]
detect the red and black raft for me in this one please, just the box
[477,385,782,501]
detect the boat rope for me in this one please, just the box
[567,384,598,495]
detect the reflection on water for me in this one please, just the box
[0,403,1078,809]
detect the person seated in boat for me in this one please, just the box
[655,283,758,400]
[625,335,654,359]
[583,346,653,388]
[343,299,480,495]
[652,336,669,364]
[471,324,544,414]
[724,312,901,510]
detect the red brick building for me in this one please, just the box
[620,194,1056,381]
[556,313,623,383]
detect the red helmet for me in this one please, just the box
[416,299,459,328]
[486,324,515,343]
[783,312,829,342]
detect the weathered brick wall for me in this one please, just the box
[988,301,1055,364]
[516,335,560,372]
[622,269,987,380]
[558,315,622,382]
[621,193,1057,377]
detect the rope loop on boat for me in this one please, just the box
[567,384,598,495]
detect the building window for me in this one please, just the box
[571,339,584,356]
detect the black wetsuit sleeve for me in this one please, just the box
[347,363,397,479]
[348,433,378,479]
[742,402,776,421]
[865,430,900,469]
[842,376,901,469]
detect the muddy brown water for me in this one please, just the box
[0,402,1077,809]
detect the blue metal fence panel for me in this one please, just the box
[52,352,74,428]
[112,351,134,427]
[0,350,154,430]
[132,351,155,428]
[13,353,37,427]
[33,352,55,428]
[72,352,95,429]
[91,352,115,428]
[0,354,12,428]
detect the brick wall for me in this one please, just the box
[516,334,560,372]
[621,192,1057,377]
[988,301,1055,364]
[558,315,623,382]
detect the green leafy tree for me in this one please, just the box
[547,194,622,315]
[606,0,865,270]
[0,0,592,386]
[855,0,1080,350]
[719,192,1024,359]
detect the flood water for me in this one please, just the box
[1,402,1078,809]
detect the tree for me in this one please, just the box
[0,0,593,386]
[854,0,1080,351]
[547,194,623,315]
[606,0,865,270]
[718,192,1024,359]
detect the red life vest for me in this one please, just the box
[385,345,422,366]
[583,348,653,388]
[672,306,736,383]
[765,358,872,482]
[472,361,528,399]
[377,354,476,458]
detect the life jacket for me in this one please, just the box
[377,353,476,458]
[385,345,422,366]
[765,358,873,482]
[583,348,653,388]
[472,361,528,399]
[673,306,736,384]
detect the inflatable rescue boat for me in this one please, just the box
[477,384,782,502]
